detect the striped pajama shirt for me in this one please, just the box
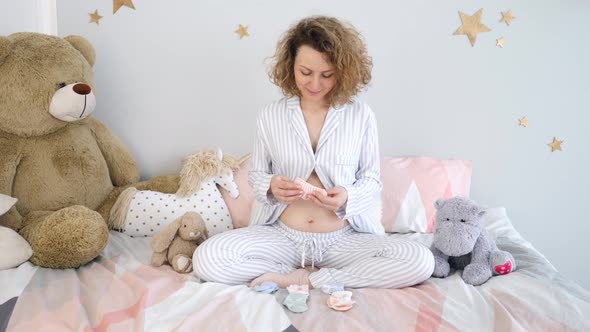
[249,96,384,234]
[193,96,435,288]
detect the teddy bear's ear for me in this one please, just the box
[434,198,446,210]
[0,36,11,66]
[64,35,96,67]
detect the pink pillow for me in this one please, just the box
[220,156,255,228]
[222,155,472,233]
[380,157,472,233]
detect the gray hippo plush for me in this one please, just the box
[430,196,515,285]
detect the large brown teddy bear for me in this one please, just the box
[0,32,178,269]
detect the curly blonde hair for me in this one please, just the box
[269,16,372,107]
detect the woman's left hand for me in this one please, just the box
[309,186,348,211]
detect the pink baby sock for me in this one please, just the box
[294,177,327,200]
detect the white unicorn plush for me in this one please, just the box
[110,149,240,238]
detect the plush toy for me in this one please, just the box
[0,194,33,269]
[0,32,178,269]
[110,149,240,238]
[430,196,515,285]
[150,211,208,273]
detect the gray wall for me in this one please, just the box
[0,1,38,34]
[3,1,589,289]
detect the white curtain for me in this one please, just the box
[35,0,57,35]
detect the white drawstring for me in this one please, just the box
[301,238,323,269]
[301,241,306,268]
[275,220,353,273]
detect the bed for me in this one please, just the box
[1,206,588,332]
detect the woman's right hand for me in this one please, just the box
[269,175,303,204]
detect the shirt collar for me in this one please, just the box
[286,96,345,113]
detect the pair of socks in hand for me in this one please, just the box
[294,177,327,200]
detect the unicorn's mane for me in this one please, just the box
[176,149,240,197]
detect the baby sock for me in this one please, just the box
[254,281,279,294]
[283,283,310,313]
[320,283,345,295]
[283,293,309,313]
[327,290,355,312]
[294,178,327,200]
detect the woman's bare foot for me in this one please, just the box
[250,268,312,289]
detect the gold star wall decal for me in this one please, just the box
[518,116,528,127]
[235,24,250,39]
[500,10,516,26]
[89,10,103,26]
[548,137,564,152]
[453,9,491,47]
[113,0,135,14]
[496,37,505,48]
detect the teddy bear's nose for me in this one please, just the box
[73,83,92,95]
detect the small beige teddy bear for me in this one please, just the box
[150,212,208,273]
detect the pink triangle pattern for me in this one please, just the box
[288,281,457,332]
[380,157,472,233]
[427,181,455,232]
[175,293,248,331]
[413,282,459,332]
[7,257,188,331]
[380,157,414,232]
[490,289,571,331]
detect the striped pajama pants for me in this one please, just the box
[193,221,435,289]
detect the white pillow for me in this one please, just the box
[0,226,33,269]
[0,194,33,269]
[0,194,17,215]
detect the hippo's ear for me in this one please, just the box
[0,36,11,66]
[471,204,486,217]
[434,198,446,210]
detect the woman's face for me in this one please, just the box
[294,45,336,104]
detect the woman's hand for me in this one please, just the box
[309,186,348,212]
[269,175,303,204]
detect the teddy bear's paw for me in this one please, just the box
[432,256,450,278]
[490,251,515,275]
[462,263,492,286]
[21,206,108,269]
[172,255,193,273]
[151,252,167,267]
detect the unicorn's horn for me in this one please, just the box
[217,149,223,161]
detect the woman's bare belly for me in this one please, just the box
[279,172,349,232]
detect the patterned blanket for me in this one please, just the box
[1,207,588,331]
